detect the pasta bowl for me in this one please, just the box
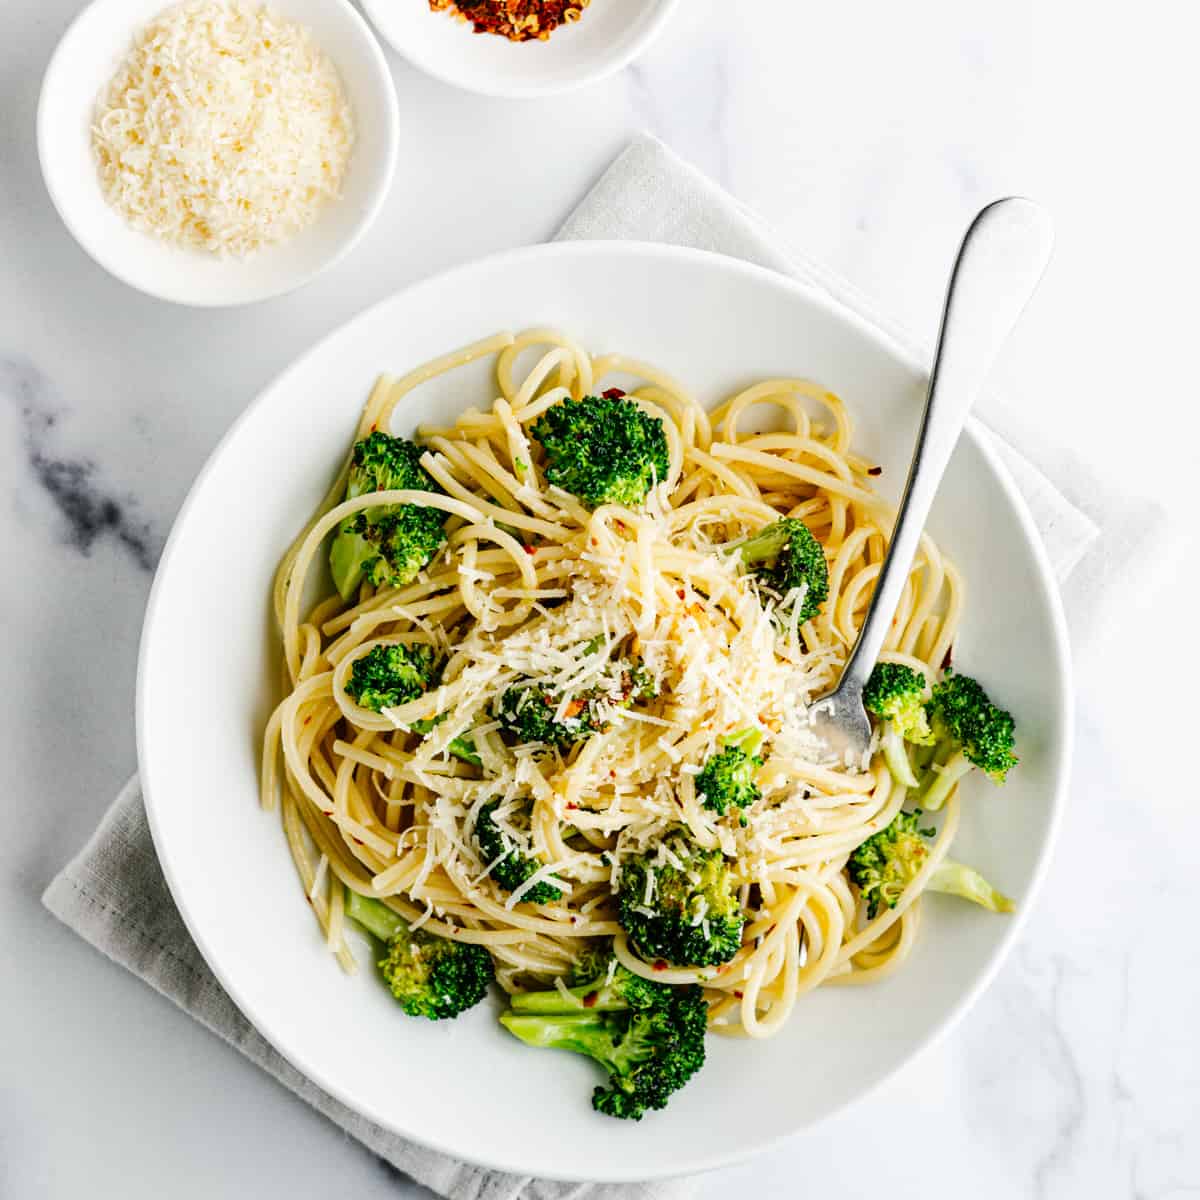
[137,241,1071,1180]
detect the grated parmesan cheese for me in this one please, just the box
[92,0,354,257]
[362,476,851,910]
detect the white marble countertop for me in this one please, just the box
[2,1,1197,1196]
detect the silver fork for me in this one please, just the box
[808,197,1055,763]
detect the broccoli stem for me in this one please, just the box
[499,1011,615,1060]
[735,525,788,567]
[725,728,764,757]
[920,749,972,811]
[880,723,920,789]
[344,889,406,942]
[911,740,939,774]
[928,861,1015,913]
[510,979,629,1015]
[496,1008,638,1084]
[330,526,371,601]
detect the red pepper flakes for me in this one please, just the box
[734,990,744,999]
[676,589,686,600]
[867,465,883,476]
[430,0,589,41]
[582,991,599,1008]
[652,960,667,972]
[524,544,536,555]
[602,386,626,399]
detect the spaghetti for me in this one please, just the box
[261,328,969,1039]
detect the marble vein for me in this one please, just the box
[1,357,158,571]
[1031,955,1086,1200]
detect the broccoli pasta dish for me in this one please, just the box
[262,329,1019,1120]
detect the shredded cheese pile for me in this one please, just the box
[371,501,844,913]
[92,0,355,258]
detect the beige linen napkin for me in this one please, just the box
[44,134,1157,1198]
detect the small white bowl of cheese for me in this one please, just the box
[38,0,399,307]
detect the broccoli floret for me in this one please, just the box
[499,951,707,1120]
[475,800,562,905]
[695,730,764,817]
[918,672,1018,811]
[862,662,936,788]
[345,643,439,712]
[496,657,656,748]
[341,509,447,595]
[329,432,447,601]
[847,810,1014,918]
[863,663,935,740]
[567,940,619,990]
[531,390,669,509]
[619,839,745,967]
[344,888,493,1019]
[732,518,829,622]
[496,682,608,748]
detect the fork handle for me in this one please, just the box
[837,198,1054,693]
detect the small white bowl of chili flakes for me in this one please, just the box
[359,0,680,97]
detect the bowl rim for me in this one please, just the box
[36,0,400,308]
[136,238,1073,1180]
[359,0,682,99]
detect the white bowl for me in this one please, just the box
[37,0,399,307]
[137,241,1072,1180]
[360,0,679,97]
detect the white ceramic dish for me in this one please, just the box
[137,241,1071,1181]
[37,0,399,307]
[360,0,679,98]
